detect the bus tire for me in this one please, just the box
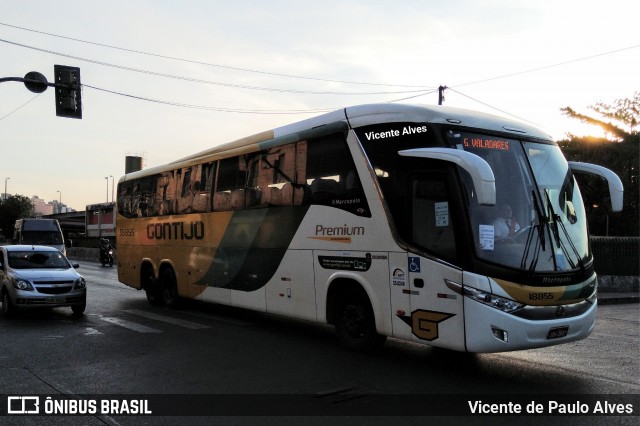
[160,267,180,308]
[142,266,162,306]
[334,288,386,353]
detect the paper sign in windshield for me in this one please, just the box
[479,225,495,250]
[435,202,449,227]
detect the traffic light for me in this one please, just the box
[54,65,82,119]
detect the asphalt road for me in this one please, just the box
[0,261,637,425]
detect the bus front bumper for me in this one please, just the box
[463,297,597,353]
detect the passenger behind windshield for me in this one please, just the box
[492,205,521,239]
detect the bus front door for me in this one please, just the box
[406,257,465,351]
[404,172,466,350]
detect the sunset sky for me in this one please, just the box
[1,0,638,210]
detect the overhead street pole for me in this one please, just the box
[1,66,82,119]
[438,85,447,105]
[0,76,55,91]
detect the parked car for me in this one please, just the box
[0,245,86,317]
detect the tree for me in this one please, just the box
[0,195,35,240]
[558,92,639,236]
[561,91,640,141]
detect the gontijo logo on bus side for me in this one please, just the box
[146,220,205,240]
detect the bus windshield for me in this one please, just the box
[448,131,589,272]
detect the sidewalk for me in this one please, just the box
[598,291,639,305]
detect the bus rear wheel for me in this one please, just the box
[334,288,386,353]
[142,267,161,306]
[160,268,180,308]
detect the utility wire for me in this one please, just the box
[386,88,440,103]
[0,22,432,89]
[83,84,336,114]
[386,43,640,104]
[2,22,636,117]
[447,87,544,127]
[0,38,433,96]
[452,44,640,88]
[0,93,42,122]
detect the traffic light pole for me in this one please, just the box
[0,76,57,91]
[0,65,82,119]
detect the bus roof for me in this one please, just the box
[120,103,552,182]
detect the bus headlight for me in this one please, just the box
[463,286,524,313]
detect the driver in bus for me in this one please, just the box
[493,204,520,239]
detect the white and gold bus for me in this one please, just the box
[116,103,623,353]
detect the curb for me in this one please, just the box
[597,292,639,305]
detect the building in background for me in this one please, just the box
[85,202,115,238]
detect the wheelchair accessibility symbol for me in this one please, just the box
[408,257,421,273]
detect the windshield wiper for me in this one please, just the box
[521,190,548,272]
[544,189,585,273]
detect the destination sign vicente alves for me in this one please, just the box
[364,125,428,141]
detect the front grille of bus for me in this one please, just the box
[512,300,592,320]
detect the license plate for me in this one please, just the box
[47,297,65,304]
[547,326,569,339]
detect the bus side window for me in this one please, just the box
[246,152,270,209]
[215,156,247,211]
[303,134,370,217]
[410,174,457,263]
[247,144,299,208]
[175,164,214,213]
[310,178,340,205]
[117,182,133,218]
[156,172,175,216]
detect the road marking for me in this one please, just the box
[124,309,210,330]
[83,327,104,336]
[100,316,163,333]
[42,335,64,340]
[175,310,250,326]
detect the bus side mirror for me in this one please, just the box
[399,148,496,206]
[568,162,624,212]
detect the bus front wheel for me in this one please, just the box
[334,288,386,353]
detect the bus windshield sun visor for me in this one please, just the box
[398,148,496,206]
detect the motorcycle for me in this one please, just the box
[100,247,114,267]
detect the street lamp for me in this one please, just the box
[4,177,9,201]
[110,175,114,205]
[57,190,62,213]
[104,176,109,203]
